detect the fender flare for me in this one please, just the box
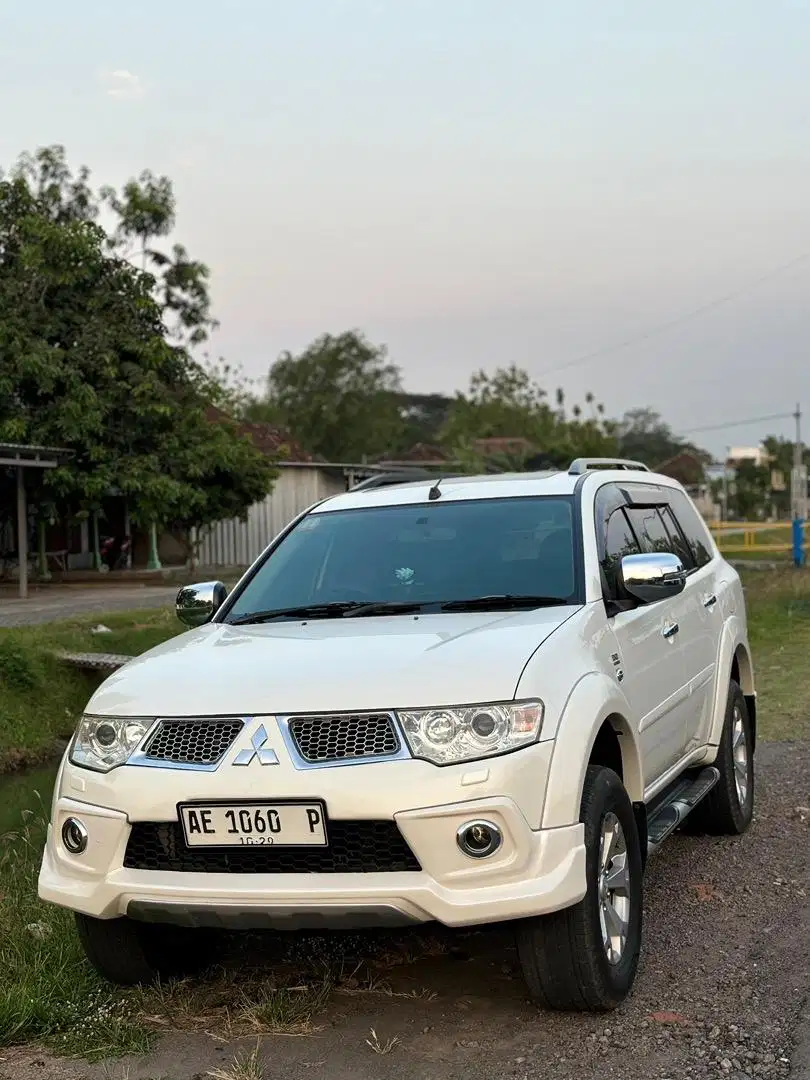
[707,617,755,747]
[541,671,644,829]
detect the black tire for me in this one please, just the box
[686,680,754,835]
[74,913,219,986]
[515,766,643,1011]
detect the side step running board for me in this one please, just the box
[646,766,720,855]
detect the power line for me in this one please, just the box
[680,412,794,436]
[536,251,810,379]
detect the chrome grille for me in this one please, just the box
[144,718,244,765]
[288,713,399,764]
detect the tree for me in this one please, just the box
[439,366,619,469]
[396,391,454,450]
[4,146,217,348]
[163,403,278,569]
[0,161,276,561]
[728,460,770,520]
[102,170,217,345]
[616,408,710,468]
[250,331,406,461]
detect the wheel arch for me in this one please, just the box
[541,674,643,829]
[730,641,756,748]
[587,714,644,804]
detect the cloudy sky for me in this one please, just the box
[2,0,810,455]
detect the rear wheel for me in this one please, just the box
[515,766,643,1011]
[75,914,218,986]
[686,680,754,835]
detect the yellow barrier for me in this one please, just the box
[709,520,805,555]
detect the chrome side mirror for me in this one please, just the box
[620,552,686,605]
[176,581,228,627]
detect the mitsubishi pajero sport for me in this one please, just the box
[39,459,756,1011]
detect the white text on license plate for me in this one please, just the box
[179,803,327,847]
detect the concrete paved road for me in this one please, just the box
[0,585,180,627]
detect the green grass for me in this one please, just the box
[0,812,150,1061]
[0,608,182,772]
[0,575,809,1060]
[741,567,810,741]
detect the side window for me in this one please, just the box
[625,507,674,555]
[665,490,713,568]
[602,507,641,597]
[659,506,695,570]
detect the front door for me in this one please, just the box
[610,594,691,787]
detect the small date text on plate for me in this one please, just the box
[179,803,327,847]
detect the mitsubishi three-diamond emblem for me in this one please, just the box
[233,724,279,766]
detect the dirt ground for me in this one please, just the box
[1,741,808,1080]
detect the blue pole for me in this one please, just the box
[793,518,805,567]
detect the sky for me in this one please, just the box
[2,0,810,457]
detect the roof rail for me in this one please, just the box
[568,457,650,476]
[350,470,454,492]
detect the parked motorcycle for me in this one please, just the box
[99,535,131,571]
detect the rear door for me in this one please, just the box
[660,489,722,752]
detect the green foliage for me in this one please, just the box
[616,407,710,469]
[397,391,454,450]
[728,459,772,520]
[0,637,44,692]
[251,330,406,462]
[0,144,275,538]
[101,166,217,346]
[0,609,184,770]
[0,808,150,1058]
[439,365,619,469]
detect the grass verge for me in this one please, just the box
[0,608,182,772]
[0,572,809,1059]
[741,567,810,741]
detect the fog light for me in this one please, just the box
[62,817,88,855]
[456,820,502,859]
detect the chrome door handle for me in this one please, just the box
[703,594,718,609]
[662,622,680,639]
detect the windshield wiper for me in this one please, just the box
[342,600,429,618]
[229,602,367,625]
[440,594,569,612]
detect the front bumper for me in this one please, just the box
[39,743,586,929]
[39,794,586,929]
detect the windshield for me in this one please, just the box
[224,496,579,621]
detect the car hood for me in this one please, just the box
[88,607,579,717]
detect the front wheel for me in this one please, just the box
[75,914,219,986]
[515,766,643,1011]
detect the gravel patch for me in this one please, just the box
[2,741,808,1080]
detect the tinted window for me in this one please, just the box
[659,506,695,569]
[227,496,579,618]
[666,489,713,568]
[602,508,640,596]
[626,508,674,555]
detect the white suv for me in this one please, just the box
[39,460,756,1011]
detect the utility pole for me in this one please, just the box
[722,446,730,521]
[791,403,806,568]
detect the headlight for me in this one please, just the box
[69,715,154,773]
[397,700,544,766]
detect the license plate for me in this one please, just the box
[178,801,327,848]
